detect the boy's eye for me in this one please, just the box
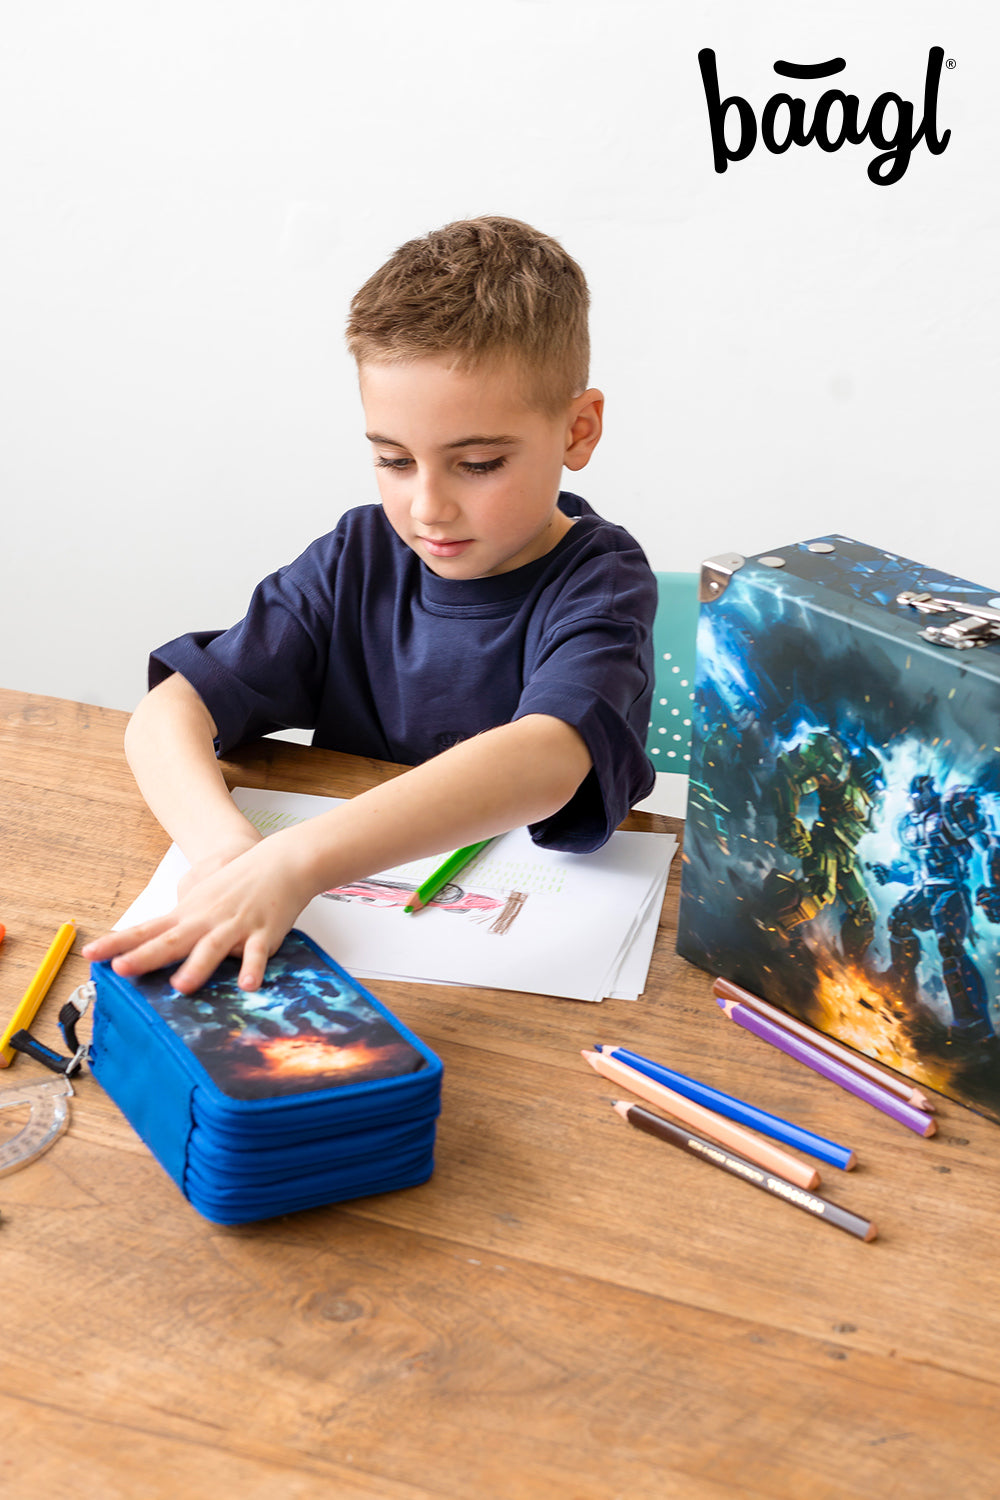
[460,457,507,475]
[374,454,507,475]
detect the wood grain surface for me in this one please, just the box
[2,687,999,1499]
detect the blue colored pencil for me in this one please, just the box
[594,1043,856,1171]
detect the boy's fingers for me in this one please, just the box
[238,934,272,992]
[107,913,226,980]
[85,887,289,993]
[169,925,248,995]
[110,940,182,979]
[82,916,176,961]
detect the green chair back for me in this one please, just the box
[647,571,700,766]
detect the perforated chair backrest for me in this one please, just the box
[647,571,700,767]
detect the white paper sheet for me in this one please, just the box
[116,787,676,1003]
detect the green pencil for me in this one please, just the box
[404,840,494,913]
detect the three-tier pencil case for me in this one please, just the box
[88,928,443,1224]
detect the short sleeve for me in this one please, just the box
[513,551,657,851]
[149,539,340,755]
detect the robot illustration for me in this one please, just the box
[761,731,885,962]
[870,775,1000,1040]
[161,972,373,1049]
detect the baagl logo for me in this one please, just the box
[698,46,952,185]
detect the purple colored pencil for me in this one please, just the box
[712,976,934,1112]
[716,997,937,1138]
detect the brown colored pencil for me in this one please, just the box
[613,1101,877,1242]
[712,977,934,1113]
[582,1049,821,1190]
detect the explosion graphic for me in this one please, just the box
[227,1033,415,1087]
[793,942,954,1095]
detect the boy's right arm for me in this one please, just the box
[123,674,263,883]
[85,710,592,995]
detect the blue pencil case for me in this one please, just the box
[88,928,443,1224]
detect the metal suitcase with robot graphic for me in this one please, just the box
[676,535,1000,1121]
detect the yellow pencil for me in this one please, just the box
[0,920,77,1066]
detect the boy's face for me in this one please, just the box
[359,356,602,580]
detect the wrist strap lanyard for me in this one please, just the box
[7,983,93,1077]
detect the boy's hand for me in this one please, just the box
[176,826,263,902]
[83,832,314,995]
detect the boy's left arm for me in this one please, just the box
[83,714,591,994]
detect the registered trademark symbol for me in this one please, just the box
[946,57,956,69]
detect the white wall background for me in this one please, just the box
[3,1,996,712]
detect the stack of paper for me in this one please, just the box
[116,787,677,1004]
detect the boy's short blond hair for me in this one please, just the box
[345,216,590,414]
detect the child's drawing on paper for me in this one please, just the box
[237,798,539,934]
[321,877,528,934]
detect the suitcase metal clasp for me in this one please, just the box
[896,591,1000,650]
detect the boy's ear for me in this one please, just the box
[563,389,604,471]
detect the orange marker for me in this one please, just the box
[582,1048,821,1191]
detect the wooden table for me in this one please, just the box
[2,687,998,1499]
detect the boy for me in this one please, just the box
[84,217,657,993]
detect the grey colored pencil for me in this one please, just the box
[612,1100,877,1242]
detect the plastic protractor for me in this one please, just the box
[0,1076,73,1176]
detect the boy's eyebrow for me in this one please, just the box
[365,432,521,450]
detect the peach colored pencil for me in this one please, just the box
[712,978,934,1114]
[581,1049,821,1191]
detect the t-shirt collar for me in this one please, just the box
[419,492,586,606]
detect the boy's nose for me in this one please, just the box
[410,475,460,525]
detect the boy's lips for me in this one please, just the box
[419,536,474,558]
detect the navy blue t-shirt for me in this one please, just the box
[151,493,657,852]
